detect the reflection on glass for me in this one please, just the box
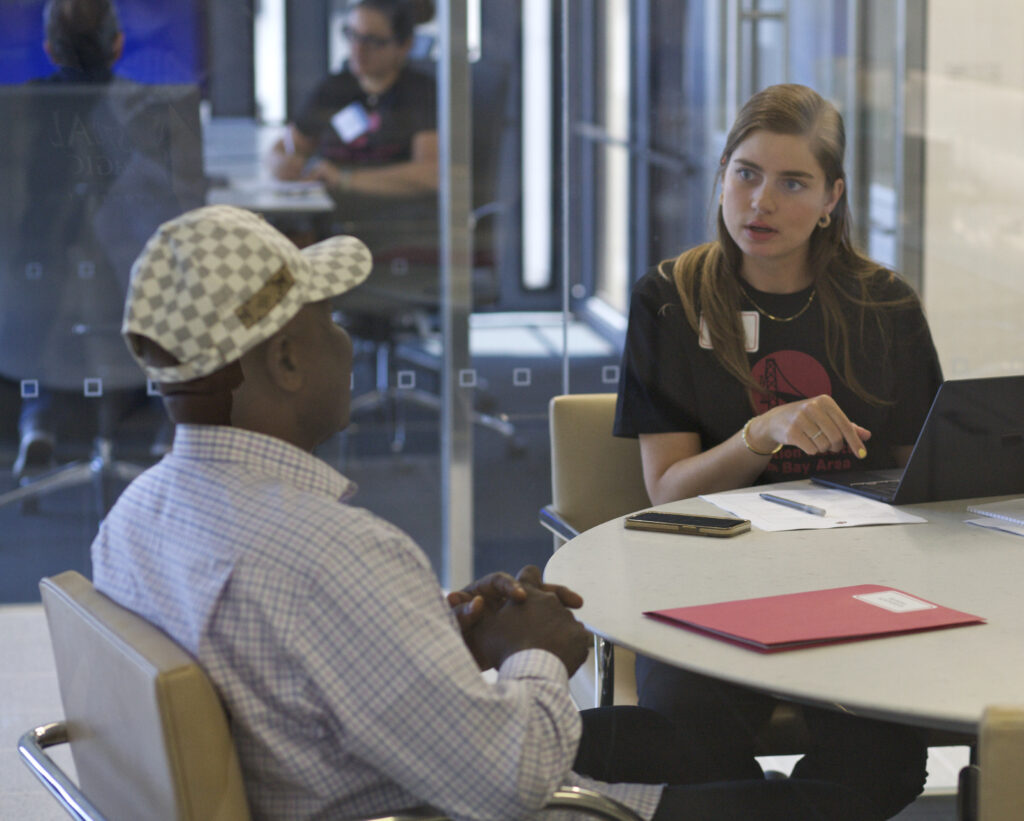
[919,1,1024,378]
[0,82,204,518]
[4,0,1024,612]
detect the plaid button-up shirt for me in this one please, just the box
[92,424,662,820]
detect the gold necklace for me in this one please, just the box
[742,287,816,323]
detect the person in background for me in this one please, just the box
[268,0,438,212]
[614,83,940,819]
[93,203,895,821]
[38,0,123,84]
[11,0,124,479]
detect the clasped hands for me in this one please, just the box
[447,565,591,676]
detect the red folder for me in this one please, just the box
[645,584,985,652]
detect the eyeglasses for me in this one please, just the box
[341,25,396,49]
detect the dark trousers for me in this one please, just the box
[575,707,884,820]
[594,656,930,820]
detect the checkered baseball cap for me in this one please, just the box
[122,205,372,383]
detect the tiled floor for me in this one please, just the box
[1,604,77,820]
[2,603,967,819]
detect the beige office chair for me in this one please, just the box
[539,393,813,753]
[539,393,649,709]
[19,571,641,821]
[963,705,1024,821]
[19,571,250,821]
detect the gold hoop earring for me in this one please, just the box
[817,213,832,229]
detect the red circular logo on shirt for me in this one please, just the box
[750,350,832,413]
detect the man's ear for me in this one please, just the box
[262,332,305,393]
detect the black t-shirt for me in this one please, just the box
[613,265,943,483]
[292,65,436,168]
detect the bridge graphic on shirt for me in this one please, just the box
[761,358,808,405]
[752,351,833,413]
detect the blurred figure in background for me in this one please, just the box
[11,0,125,479]
[268,0,437,250]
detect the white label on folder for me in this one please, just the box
[853,590,937,613]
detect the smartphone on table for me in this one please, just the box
[624,510,750,537]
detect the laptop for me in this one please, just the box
[811,375,1024,504]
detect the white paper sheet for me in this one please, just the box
[700,488,927,531]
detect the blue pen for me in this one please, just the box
[759,492,827,517]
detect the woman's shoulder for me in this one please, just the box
[865,268,923,309]
[398,65,437,93]
[630,261,682,305]
[832,261,921,305]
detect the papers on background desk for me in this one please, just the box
[206,177,334,213]
[965,497,1024,537]
[966,518,1024,537]
[701,488,927,531]
[223,178,327,197]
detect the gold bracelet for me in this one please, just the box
[742,417,783,456]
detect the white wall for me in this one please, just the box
[922,2,1024,378]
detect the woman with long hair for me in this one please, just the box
[616,84,941,504]
[614,84,939,819]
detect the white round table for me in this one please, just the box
[545,481,1024,734]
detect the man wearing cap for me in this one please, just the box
[92,205,886,821]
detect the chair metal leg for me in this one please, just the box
[0,436,147,517]
[596,636,616,708]
[958,764,978,821]
[18,722,107,821]
[350,339,519,452]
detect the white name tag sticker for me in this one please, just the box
[699,312,759,352]
[331,102,371,143]
[853,590,937,613]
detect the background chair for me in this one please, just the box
[330,59,518,453]
[19,571,642,821]
[961,705,1024,821]
[539,393,653,710]
[0,83,205,515]
[539,393,811,753]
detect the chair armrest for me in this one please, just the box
[18,722,107,821]
[20,723,642,821]
[540,505,581,544]
[545,785,644,820]
[361,786,643,821]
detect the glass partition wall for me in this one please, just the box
[2,0,1023,602]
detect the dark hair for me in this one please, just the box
[668,84,913,407]
[347,0,434,44]
[43,0,121,71]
